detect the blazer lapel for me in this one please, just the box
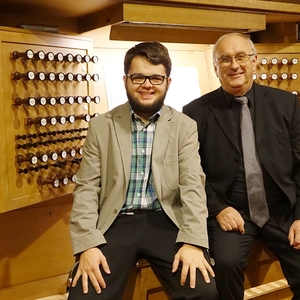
[112,103,132,182]
[152,105,174,199]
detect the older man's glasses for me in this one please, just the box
[215,53,254,67]
[126,74,168,85]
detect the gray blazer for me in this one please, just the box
[70,102,208,255]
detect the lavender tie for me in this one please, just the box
[235,96,270,227]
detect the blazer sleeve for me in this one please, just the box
[70,120,105,255]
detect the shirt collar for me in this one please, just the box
[222,84,255,108]
[130,107,161,123]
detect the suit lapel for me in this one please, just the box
[210,88,240,151]
[253,83,272,148]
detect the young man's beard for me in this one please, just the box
[126,90,167,117]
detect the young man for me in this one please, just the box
[183,33,300,300]
[68,41,218,300]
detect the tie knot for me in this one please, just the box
[234,96,248,105]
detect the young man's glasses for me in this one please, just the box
[126,73,168,85]
[215,53,254,67]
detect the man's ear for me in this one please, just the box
[213,64,219,78]
[123,75,127,88]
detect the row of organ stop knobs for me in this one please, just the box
[11,49,99,82]
[11,49,100,187]
[256,57,299,81]
[256,56,300,96]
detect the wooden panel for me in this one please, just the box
[0,195,74,299]
[0,196,74,289]
[0,274,69,300]
[110,25,226,45]
[122,262,168,300]
[244,241,285,289]
[79,3,266,33]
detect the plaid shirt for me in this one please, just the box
[122,111,162,212]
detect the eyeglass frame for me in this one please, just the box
[214,53,255,66]
[126,73,168,85]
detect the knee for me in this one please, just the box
[201,282,219,300]
[190,274,218,300]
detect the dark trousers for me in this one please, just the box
[68,210,218,300]
[208,214,300,300]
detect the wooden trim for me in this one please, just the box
[79,3,265,33]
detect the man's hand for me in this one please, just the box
[172,244,215,288]
[288,220,300,250]
[72,247,111,294]
[216,207,245,234]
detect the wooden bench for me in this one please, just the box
[39,240,292,300]
[122,240,292,300]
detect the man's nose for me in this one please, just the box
[142,78,153,86]
[230,57,240,68]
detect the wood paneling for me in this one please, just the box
[0,196,74,299]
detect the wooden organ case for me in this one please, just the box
[0,27,99,213]
[254,44,300,95]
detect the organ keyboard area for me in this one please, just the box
[0,27,99,212]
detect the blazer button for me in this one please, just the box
[234,157,239,163]
[113,209,118,214]
[225,183,229,187]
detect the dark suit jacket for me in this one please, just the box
[183,83,300,229]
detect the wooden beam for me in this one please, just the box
[110,24,227,44]
[79,3,266,33]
